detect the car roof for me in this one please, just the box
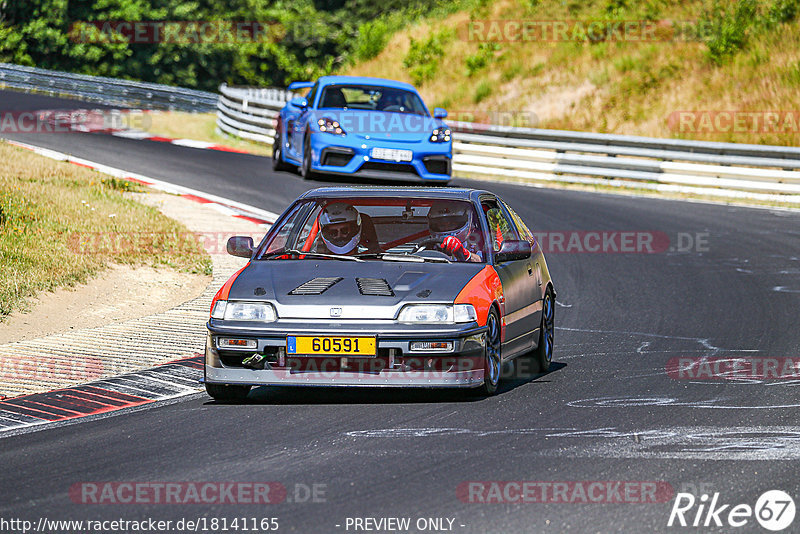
[299,186,493,201]
[315,76,418,93]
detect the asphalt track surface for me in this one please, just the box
[2,89,800,533]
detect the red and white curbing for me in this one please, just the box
[4,138,278,226]
[111,129,254,154]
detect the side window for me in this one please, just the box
[295,205,322,251]
[502,201,534,242]
[262,203,305,255]
[305,83,318,107]
[481,199,519,252]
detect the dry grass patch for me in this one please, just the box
[143,111,272,156]
[0,142,211,320]
[342,0,800,146]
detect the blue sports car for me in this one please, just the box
[272,76,452,183]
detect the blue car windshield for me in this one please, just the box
[318,85,428,116]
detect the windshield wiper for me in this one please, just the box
[356,252,450,264]
[260,249,363,262]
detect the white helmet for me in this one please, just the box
[320,202,362,254]
[427,200,472,243]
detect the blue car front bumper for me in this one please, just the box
[308,132,452,182]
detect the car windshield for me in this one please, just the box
[318,85,428,116]
[256,197,487,263]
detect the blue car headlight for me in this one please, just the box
[430,127,451,143]
[317,117,346,136]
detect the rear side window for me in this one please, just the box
[481,198,519,252]
[502,201,534,242]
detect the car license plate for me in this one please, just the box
[286,336,376,357]
[371,147,412,162]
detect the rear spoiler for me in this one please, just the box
[288,81,314,91]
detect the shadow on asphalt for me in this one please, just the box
[204,361,566,406]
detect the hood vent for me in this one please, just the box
[289,277,343,295]
[356,278,394,297]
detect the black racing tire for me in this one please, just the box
[300,135,317,180]
[534,287,555,373]
[205,383,251,402]
[472,308,502,396]
[272,128,292,172]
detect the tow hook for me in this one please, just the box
[242,353,267,370]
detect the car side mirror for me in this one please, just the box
[289,97,308,109]
[227,236,254,258]
[495,240,532,263]
[433,107,448,119]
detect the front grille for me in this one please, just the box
[356,277,394,296]
[289,277,343,295]
[360,161,418,175]
[423,156,450,175]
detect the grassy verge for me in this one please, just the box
[143,111,272,156]
[343,0,800,147]
[0,142,212,320]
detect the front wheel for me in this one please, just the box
[534,288,555,372]
[205,383,251,402]
[473,309,502,396]
[300,135,317,180]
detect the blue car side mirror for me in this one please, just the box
[289,97,308,109]
[433,108,448,119]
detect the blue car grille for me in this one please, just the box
[360,161,418,175]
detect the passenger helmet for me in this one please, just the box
[427,200,472,243]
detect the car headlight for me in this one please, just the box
[429,127,451,143]
[317,117,346,135]
[211,300,277,322]
[398,304,476,324]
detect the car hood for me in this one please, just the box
[311,109,446,143]
[226,260,484,319]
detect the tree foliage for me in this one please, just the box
[0,0,449,90]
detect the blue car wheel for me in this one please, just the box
[272,125,293,172]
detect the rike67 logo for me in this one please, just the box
[668,490,795,531]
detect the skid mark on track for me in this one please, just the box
[0,355,202,436]
[344,426,800,460]
[567,395,800,409]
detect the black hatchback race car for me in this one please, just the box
[204,187,555,400]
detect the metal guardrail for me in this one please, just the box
[0,63,217,112]
[216,84,800,200]
[6,62,794,201]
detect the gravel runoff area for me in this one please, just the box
[0,192,267,398]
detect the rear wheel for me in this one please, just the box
[272,128,292,172]
[473,309,502,396]
[205,383,251,402]
[534,288,555,372]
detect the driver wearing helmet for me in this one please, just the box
[317,202,367,255]
[427,200,483,262]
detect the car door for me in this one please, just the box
[501,199,544,330]
[481,197,537,357]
